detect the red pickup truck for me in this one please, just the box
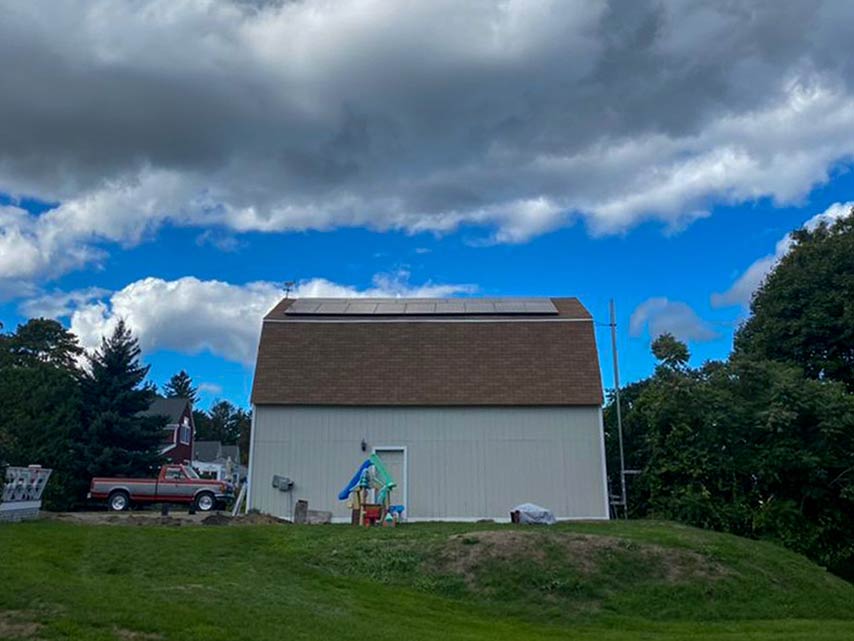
[89,464,234,512]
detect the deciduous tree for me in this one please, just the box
[0,319,83,509]
[735,210,854,390]
[605,336,854,579]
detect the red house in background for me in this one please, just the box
[140,397,195,464]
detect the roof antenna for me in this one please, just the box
[284,281,295,299]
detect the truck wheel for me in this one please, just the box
[195,492,216,512]
[108,491,130,512]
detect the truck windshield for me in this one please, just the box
[183,466,200,480]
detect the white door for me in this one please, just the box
[374,448,407,515]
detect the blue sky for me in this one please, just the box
[2,1,854,410]
[3,170,853,410]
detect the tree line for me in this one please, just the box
[0,320,250,510]
[162,369,251,460]
[605,211,854,580]
[3,209,852,579]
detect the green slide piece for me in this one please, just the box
[369,453,397,504]
[369,453,397,490]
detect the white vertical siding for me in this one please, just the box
[249,406,609,521]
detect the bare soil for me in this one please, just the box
[0,611,43,639]
[43,510,290,527]
[113,628,165,641]
[203,512,288,526]
[44,511,210,526]
[437,530,727,586]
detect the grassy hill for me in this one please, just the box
[1,519,852,640]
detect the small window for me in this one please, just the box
[165,467,184,480]
[179,417,191,445]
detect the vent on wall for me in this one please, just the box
[285,297,558,316]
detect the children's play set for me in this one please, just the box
[338,454,404,526]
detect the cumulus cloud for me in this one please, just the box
[21,271,476,364]
[18,286,111,318]
[630,297,718,343]
[4,1,854,286]
[712,201,853,308]
[197,382,224,396]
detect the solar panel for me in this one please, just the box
[316,301,348,314]
[435,301,466,314]
[375,302,406,314]
[524,300,557,313]
[494,301,527,313]
[464,301,495,313]
[404,302,435,314]
[346,302,378,314]
[290,300,322,313]
[285,297,558,315]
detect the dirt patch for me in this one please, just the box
[202,512,289,526]
[0,611,43,639]
[159,583,207,591]
[125,515,188,527]
[44,510,290,527]
[441,531,549,580]
[48,511,209,526]
[639,542,727,583]
[201,513,233,526]
[233,512,291,525]
[436,530,726,587]
[114,628,164,641]
[44,511,208,526]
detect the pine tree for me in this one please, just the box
[163,369,198,404]
[237,408,252,464]
[192,409,212,439]
[73,320,163,497]
[197,400,239,443]
[9,318,83,370]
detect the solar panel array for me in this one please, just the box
[284,297,558,316]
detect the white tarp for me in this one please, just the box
[512,502,556,525]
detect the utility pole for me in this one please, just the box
[610,299,628,519]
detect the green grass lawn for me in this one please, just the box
[1,518,853,640]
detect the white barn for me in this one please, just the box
[247,297,609,522]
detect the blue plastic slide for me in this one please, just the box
[338,459,372,500]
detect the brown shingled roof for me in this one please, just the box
[251,297,603,406]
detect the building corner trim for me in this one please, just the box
[597,405,611,520]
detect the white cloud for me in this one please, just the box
[19,286,111,318]
[197,382,223,396]
[22,271,476,365]
[712,201,853,308]
[195,230,245,253]
[0,170,199,292]
[630,297,718,343]
[4,2,854,287]
[292,273,476,300]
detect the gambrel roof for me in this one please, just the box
[251,297,603,406]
